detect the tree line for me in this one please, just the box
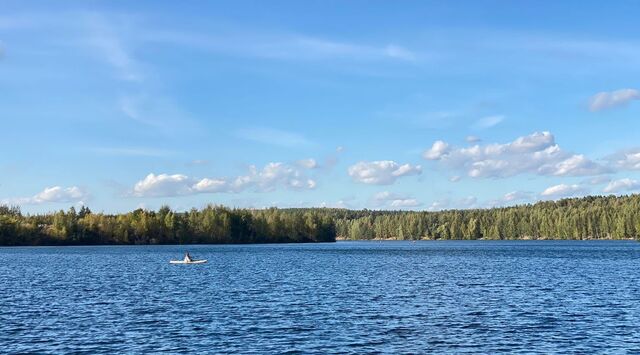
[330,194,640,240]
[0,205,336,246]
[1,194,639,246]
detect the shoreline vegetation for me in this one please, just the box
[1,194,639,246]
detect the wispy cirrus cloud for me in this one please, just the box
[117,94,198,133]
[82,13,142,82]
[236,127,313,147]
[588,89,640,111]
[474,115,504,129]
[91,146,176,157]
[138,28,418,63]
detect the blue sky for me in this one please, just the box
[2,0,640,213]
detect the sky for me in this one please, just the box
[2,0,640,214]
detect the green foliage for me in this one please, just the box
[1,194,639,245]
[331,194,640,240]
[0,205,336,246]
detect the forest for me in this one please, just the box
[0,205,336,246]
[1,194,639,246]
[330,194,640,240]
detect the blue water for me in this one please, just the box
[2,240,640,353]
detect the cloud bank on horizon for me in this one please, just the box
[2,1,640,213]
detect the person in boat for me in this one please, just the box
[184,252,192,262]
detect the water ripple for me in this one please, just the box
[1,241,640,353]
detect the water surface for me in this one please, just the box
[2,241,640,353]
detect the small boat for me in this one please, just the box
[169,259,207,264]
[170,252,207,264]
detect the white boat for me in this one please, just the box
[169,259,207,264]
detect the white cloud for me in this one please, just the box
[319,200,352,209]
[348,160,422,185]
[589,89,640,111]
[296,158,318,169]
[474,115,504,129]
[427,196,477,211]
[236,127,312,147]
[390,199,421,208]
[503,191,531,202]
[540,184,588,199]
[606,149,640,170]
[192,178,228,193]
[2,186,89,205]
[132,174,192,197]
[423,140,450,160]
[130,162,317,197]
[423,131,608,178]
[372,191,421,209]
[603,178,640,193]
[484,191,532,208]
[545,154,606,176]
[427,199,450,211]
[449,175,461,182]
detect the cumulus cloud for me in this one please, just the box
[503,191,531,202]
[603,178,640,193]
[2,186,89,205]
[319,199,354,209]
[348,160,422,185]
[371,191,421,209]
[131,162,317,197]
[427,196,477,211]
[606,148,640,170]
[423,131,608,178]
[423,141,450,160]
[449,175,461,182]
[589,89,640,111]
[484,191,532,208]
[540,184,588,199]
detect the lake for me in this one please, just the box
[2,240,640,353]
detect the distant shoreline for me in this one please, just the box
[336,237,638,241]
